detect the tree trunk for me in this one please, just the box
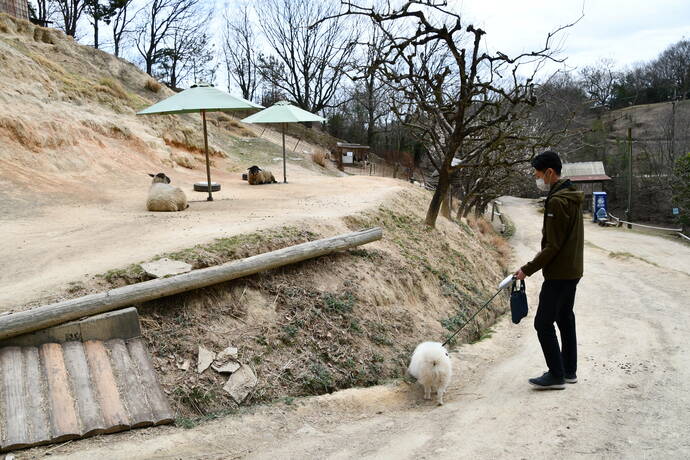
[426,169,450,227]
[456,200,467,220]
[440,187,451,219]
[93,18,99,49]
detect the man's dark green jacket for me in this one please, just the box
[521,179,584,279]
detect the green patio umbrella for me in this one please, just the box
[137,83,263,201]
[241,101,326,183]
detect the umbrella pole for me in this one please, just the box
[202,110,213,201]
[282,123,287,183]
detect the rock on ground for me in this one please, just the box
[196,346,215,374]
[212,360,241,374]
[222,365,257,403]
[140,258,193,278]
[214,346,238,364]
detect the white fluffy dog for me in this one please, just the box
[407,341,452,405]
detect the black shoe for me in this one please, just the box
[529,372,565,390]
[565,373,577,384]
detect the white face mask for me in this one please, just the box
[535,178,550,192]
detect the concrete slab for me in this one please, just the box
[0,308,141,348]
[140,258,192,278]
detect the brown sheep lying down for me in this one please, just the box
[247,165,277,185]
[146,172,188,211]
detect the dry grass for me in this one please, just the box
[312,151,326,167]
[467,216,512,270]
[172,152,196,169]
[487,234,512,266]
[0,116,42,151]
[0,14,10,34]
[98,77,129,100]
[467,215,493,235]
[164,138,225,158]
[1,13,58,43]
[28,52,66,75]
[32,26,57,44]
[213,114,256,138]
[145,79,162,93]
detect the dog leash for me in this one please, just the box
[441,279,512,347]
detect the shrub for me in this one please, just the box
[468,216,493,235]
[145,79,162,93]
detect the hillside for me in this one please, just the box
[603,98,690,140]
[0,13,334,216]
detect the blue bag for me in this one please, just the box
[510,280,528,324]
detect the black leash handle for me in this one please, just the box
[441,285,507,347]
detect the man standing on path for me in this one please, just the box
[515,151,584,390]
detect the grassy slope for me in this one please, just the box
[0,14,337,197]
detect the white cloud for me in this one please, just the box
[451,0,690,71]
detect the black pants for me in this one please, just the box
[534,279,580,379]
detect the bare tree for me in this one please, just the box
[154,17,215,88]
[223,4,260,101]
[84,0,124,49]
[352,26,391,147]
[327,1,578,227]
[255,0,355,113]
[257,54,287,107]
[50,0,87,37]
[28,0,55,25]
[579,58,619,109]
[134,0,203,76]
[654,39,690,99]
[111,0,135,57]
[453,114,559,218]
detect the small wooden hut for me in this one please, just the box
[335,142,370,165]
[561,161,612,209]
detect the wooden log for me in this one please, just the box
[106,339,154,428]
[83,340,129,433]
[0,228,382,341]
[62,341,106,437]
[126,338,174,425]
[40,343,80,442]
[22,347,51,445]
[0,346,29,451]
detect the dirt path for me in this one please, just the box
[0,175,404,312]
[29,196,690,459]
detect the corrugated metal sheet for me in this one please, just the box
[562,161,608,179]
[569,174,611,182]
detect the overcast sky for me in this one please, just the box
[208,0,690,92]
[454,0,690,72]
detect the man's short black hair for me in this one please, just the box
[531,150,562,175]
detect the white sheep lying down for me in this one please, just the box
[146,172,188,212]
